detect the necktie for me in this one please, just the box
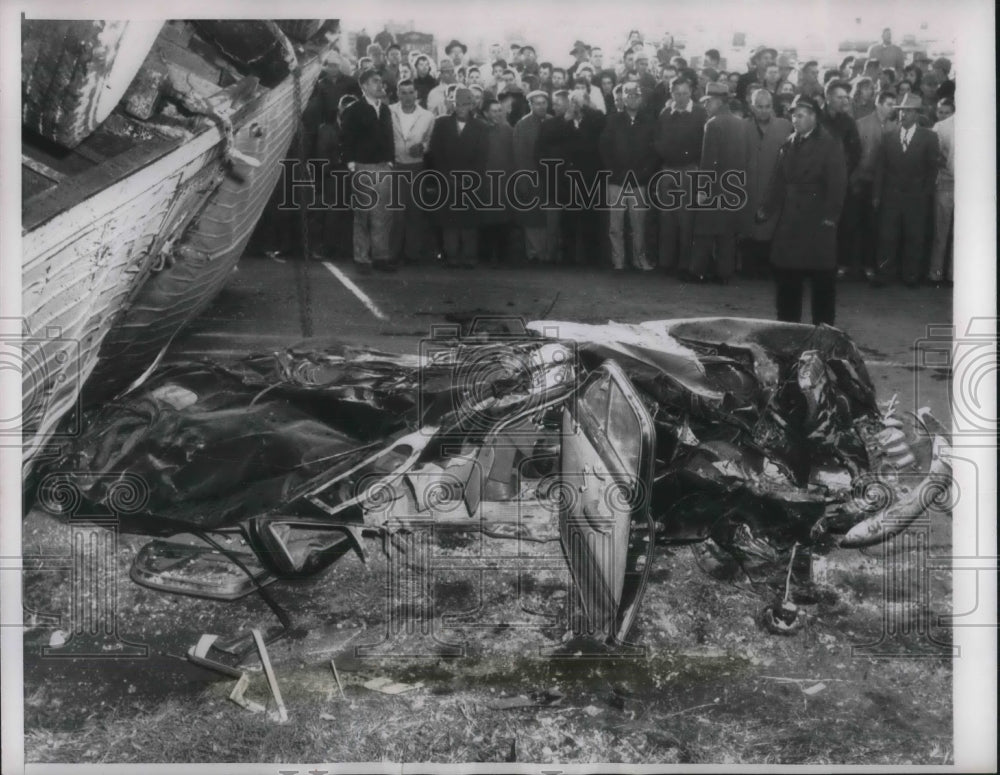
[901,131,909,152]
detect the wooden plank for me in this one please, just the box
[251,629,288,723]
[21,154,66,183]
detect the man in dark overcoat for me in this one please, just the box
[757,95,847,326]
[536,90,605,264]
[512,91,552,263]
[427,87,489,267]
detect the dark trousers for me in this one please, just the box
[442,227,479,266]
[690,233,738,280]
[774,268,837,326]
[838,181,876,273]
[875,194,928,283]
[560,208,598,264]
[390,162,434,262]
[657,167,696,271]
[480,222,511,265]
[739,238,772,278]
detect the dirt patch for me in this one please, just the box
[21,504,954,764]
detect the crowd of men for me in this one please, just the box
[264,26,955,326]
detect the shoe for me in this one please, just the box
[374,261,398,273]
[356,263,373,275]
[836,267,848,279]
[868,275,886,288]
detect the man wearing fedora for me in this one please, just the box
[872,92,940,287]
[689,82,748,284]
[567,41,591,83]
[757,95,847,325]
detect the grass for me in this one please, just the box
[21,503,954,765]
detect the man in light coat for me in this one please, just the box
[852,91,898,279]
[740,88,792,277]
[389,79,435,263]
[689,82,748,283]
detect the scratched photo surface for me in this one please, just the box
[5,0,996,771]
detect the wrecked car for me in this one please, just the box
[32,317,952,650]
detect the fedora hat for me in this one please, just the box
[445,39,468,54]
[700,81,729,100]
[894,92,923,111]
[569,40,591,56]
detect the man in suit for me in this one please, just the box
[340,69,396,273]
[427,87,489,268]
[757,95,847,326]
[479,97,516,266]
[853,91,898,279]
[652,76,706,274]
[740,88,793,277]
[872,93,941,286]
[689,82,748,284]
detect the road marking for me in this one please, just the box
[163,349,265,358]
[322,261,389,321]
[183,332,302,339]
[867,360,950,371]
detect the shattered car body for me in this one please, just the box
[33,318,951,649]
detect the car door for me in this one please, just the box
[559,361,655,646]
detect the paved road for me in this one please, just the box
[168,255,954,421]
